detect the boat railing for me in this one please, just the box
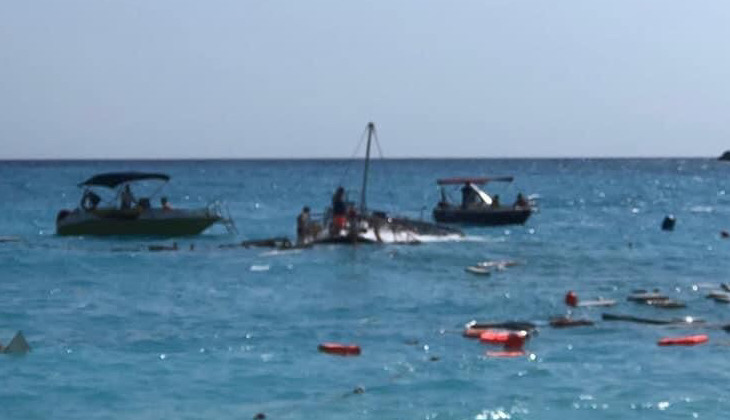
[207,201,238,234]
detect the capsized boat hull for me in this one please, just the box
[56,208,222,236]
[308,212,462,246]
[433,206,531,226]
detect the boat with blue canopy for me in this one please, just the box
[56,171,234,236]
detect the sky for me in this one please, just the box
[1,0,729,159]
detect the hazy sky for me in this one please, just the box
[1,1,729,158]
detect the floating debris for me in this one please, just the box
[477,260,519,270]
[485,350,525,358]
[565,291,616,307]
[465,265,491,275]
[549,316,594,328]
[148,243,179,252]
[318,342,361,356]
[602,313,703,325]
[464,321,537,337]
[627,292,669,302]
[578,299,616,308]
[220,237,295,250]
[1,331,30,355]
[658,334,708,346]
[661,215,676,231]
[627,291,685,308]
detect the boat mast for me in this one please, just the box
[359,122,375,214]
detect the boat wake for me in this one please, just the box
[415,233,477,243]
[260,248,304,257]
[357,229,464,244]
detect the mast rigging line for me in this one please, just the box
[337,122,392,214]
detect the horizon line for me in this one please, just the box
[0,155,722,162]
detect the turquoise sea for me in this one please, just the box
[2,158,730,419]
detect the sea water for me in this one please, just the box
[1,158,729,419]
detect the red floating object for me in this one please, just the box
[318,342,361,356]
[479,330,512,344]
[565,291,578,307]
[504,331,527,350]
[657,334,708,346]
[486,350,525,358]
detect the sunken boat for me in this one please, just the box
[300,123,462,245]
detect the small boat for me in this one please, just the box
[56,172,234,236]
[601,313,704,325]
[304,123,462,245]
[576,298,616,308]
[432,177,532,226]
[465,265,492,275]
[657,334,708,347]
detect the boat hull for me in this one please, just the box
[56,208,221,236]
[433,206,531,226]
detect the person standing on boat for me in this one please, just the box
[331,186,347,232]
[461,182,475,209]
[514,193,528,208]
[297,206,312,244]
[161,197,173,211]
[120,184,136,210]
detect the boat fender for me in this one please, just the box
[657,334,708,346]
[318,342,361,356]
